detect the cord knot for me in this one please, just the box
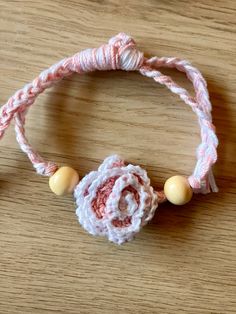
[71,33,144,72]
[108,33,144,71]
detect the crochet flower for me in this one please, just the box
[74,155,158,244]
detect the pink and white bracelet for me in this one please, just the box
[0,33,218,244]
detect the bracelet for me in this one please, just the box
[0,33,218,244]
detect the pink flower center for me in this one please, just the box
[91,175,141,228]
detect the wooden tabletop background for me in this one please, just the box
[0,1,235,313]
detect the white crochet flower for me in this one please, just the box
[74,155,158,244]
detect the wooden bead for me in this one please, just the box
[49,166,79,196]
[164,175,193,205]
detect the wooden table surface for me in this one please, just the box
[0,1,235,313]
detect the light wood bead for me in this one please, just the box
[49,166,79,196]
[164,175,193,205]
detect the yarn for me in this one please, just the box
[0,33,219,244]
[74,155,158,244]
[0,32,218,192]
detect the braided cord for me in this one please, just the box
[0,33,218,193]
[140,57,218,193]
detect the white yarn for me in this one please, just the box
[74,155,158,244]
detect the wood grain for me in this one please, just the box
[0,1,235,313]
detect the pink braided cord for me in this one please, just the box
[0,33,218,193]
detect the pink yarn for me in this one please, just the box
[0,33,219,243]
[0,33,218,193]
[0,33,218,244]
[74,155,158,244]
